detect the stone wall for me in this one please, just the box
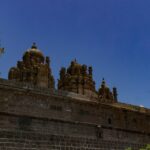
[0,113,147,150]
[0,130,146,150]
[0,78,149,149]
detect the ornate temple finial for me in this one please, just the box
[102,78,106,86]
[0,45,4,76]
[46,56,50,66]
[58,60,96,97]
[0,40,4,55]
[82,65,87,75]
[0,47,4,55]
[113,87,118,102]
[98,78,115,103]
[60,67,66,80]
[74,58,77,63]
[88,66,93,76]
[31,42,37,49]
[9,44,55,89]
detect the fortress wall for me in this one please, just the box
[0,130,146,150]
[0,113,148,150]
[0,84,149,133]
[0,79,150,149]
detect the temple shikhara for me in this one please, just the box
[8,43,55,88]
[0,43,149,150]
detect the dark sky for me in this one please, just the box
[0,0,150,108]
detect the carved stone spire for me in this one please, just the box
[113,87,118,102]
[98,79,116,103]
[0,47,4,55]
[88,66,93,76]
[101,78,106,87]
[58,60,97,99]
[0,40,4,56]
[31,42,37,49]
[8,43,55,89]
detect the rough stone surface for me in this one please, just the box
[0,78,149,149]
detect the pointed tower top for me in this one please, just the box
[0,40,4,55]
[102,78,106,87]
[74,58,77,63]
[0,47,4,55]
[31,42,37,49]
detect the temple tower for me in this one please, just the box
[98,78,117,103]
[8,43,55,88]
[58,59,97,98]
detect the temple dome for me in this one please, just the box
[8,43,55,88]
[23,43,44,64]
[67,59,83,75]
[58,59,97,99]
[98,78,117,103]
[27,43,43,55]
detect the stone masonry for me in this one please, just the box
[0,44,149,150]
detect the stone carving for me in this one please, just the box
[82,65,87,76]
[98,78,117,103]
[58,59,97,98]
[8,44,119,103]
[0,47,4,56]
[88,66,93,76]
[113,87,118,102]
[60,67,66,80]
[46,56,50,66]
[8,43,55,88]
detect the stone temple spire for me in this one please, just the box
[8,43,55,88]
[58,60,97,99]
[0,40,4,57]
[0,47,4,55]
[31,42,37,49]
[101,78,106,87]
[113,87,118,102]
[98,78,117,103]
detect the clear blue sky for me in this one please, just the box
[0,0,150,108]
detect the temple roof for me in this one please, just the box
[8,43,55,88]
[58,59,96,98]
[23,43,44,63]
[27,42,42,53]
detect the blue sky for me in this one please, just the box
[0,0,150,108]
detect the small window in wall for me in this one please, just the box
[108,118,112,125]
